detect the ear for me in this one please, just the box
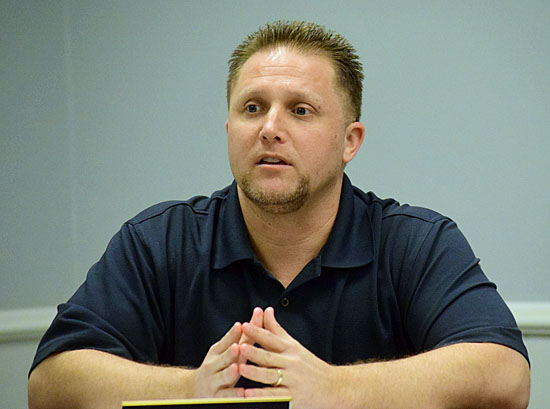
[343,121,365,164]
[225,118,229,135]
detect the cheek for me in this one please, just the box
[227,123,244,150]
[226,126,240,163]
[299,137,343,170]
[227,142,245,178]
[227,123,255,169]
[227,136,244,166]
[227,120,256,145]
[319,135,347,170]
[321,132,346,155]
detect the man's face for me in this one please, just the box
[226,47,362,214]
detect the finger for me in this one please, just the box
[239,363,282,386]
[215,342,240,372]
[242,322,285,352]
[238,307,263,345]
[263,307,287,337]
[213,362,241,388]
[240,343,282,368]
[214,387,246,398]
[197,354,242,397]
[210,322,242,355]
[244,387,290,398]
[249,306,264,329]
[238,307,264,365]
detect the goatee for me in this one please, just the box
[238,175,310,214]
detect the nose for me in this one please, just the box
[259,107,285,143]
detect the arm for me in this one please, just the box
[331,342,529,409]
[28,322,246,409]
[28,349,195,409]
[239,307,530,409]
[29,307,267,409]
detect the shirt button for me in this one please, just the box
[280,297,290,307]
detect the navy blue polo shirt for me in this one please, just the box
[31,174,528,376]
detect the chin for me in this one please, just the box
[238,175,310,214]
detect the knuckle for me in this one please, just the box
[202,356,216,372]
[219,367,237,388]
[208,343,218,355]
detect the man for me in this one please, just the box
[28,21,530,409]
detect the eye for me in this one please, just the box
[245,104,260,113]
[294,106,310,116]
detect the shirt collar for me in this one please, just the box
[212,174,375,270]
[212,181,255,269]
[320,173,375,268]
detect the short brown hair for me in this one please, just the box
[227,20,364,121]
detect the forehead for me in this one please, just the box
[232,46,339,95]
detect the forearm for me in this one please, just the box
[330,343,530,409]
[28,349,196,409]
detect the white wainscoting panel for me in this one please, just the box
[0,306,57,343]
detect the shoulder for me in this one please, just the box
[125,185,232,227]
[105,184,236,266]
[380,199,450,233]
[350,185,461,262]
[351,184,449,226]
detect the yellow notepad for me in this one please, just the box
[122,396,292,408]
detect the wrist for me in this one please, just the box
[176,366,198,399]
[147,364,197,399]
[320,364,352,409]
[325,364,367,409]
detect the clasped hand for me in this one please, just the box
[192,307,337,409]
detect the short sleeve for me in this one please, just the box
[30,222,171,373]
[399,217,529,362]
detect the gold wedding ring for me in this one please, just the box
[274,368,283,387]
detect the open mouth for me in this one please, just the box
[258,157,289,166]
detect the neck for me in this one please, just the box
[238,179,343,287]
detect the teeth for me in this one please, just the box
[263,157,282,164]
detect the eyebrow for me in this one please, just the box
[236,87,323,109]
